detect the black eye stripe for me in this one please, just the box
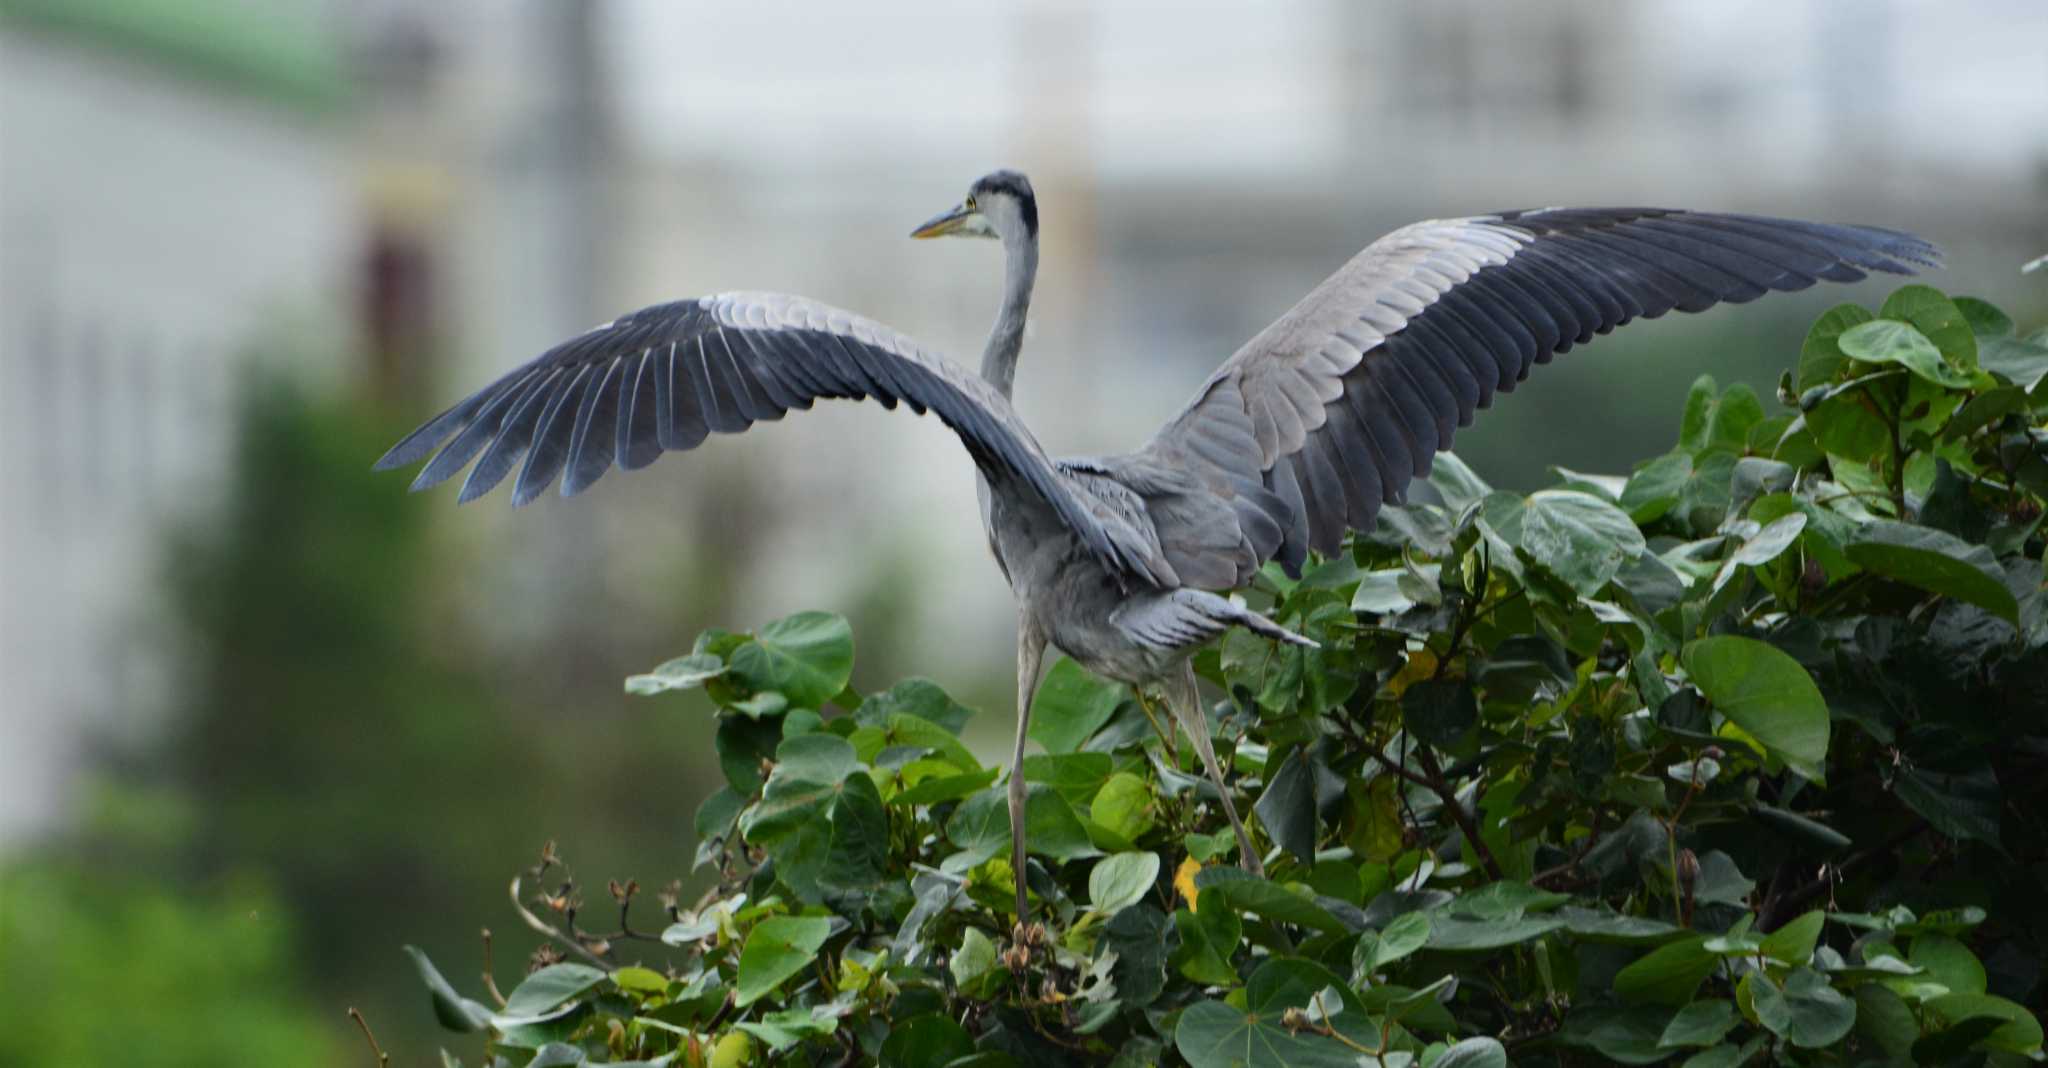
[969,171,1038,237]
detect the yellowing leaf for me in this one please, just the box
[1175,856,1203,911]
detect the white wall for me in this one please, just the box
[0,28,353,840]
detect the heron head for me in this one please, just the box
[911,170,1037,244]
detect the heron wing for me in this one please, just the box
[377,291,1173,585]
[1139,208,1940,577]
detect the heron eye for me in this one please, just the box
[966,196,978,212]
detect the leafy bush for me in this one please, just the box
[408,286,2047,1066]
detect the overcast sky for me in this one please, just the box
[605,0,2047,180]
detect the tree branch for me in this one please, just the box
[509,874,613,969]
[1415,746,1506,881]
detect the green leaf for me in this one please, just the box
[624,653,726,696]
[735,1006,839,1053]
[1751,804,1851,854]
[502,962,609,1018]
[716,714,782,794]
[1679,1044,1752,1068]
[1922,992,2044,1055]
[1880,284,1978,370]
[1760,910,1825,965]
[945,784,1098,866]
[1955,296,2013,339]
[1837,319,1973,388]
[1799,303,1876,389]
[1681,636,1830,781]
[1401,679,1478,750]
[742,735,889,900]
[734,916,834,1008]
[741,735,857,841]
[1846,520,2019,623]
[1359,911,1430,972]
[1194,869,1349,933]
[1175,959,1374,1068]
[1024,785,1101,862]
[1106,903,1172,1006]
[1023,752,1114,806]
[1433,1037,1508,1068]
[611,966,667,994]
[1089,852,1161,914]
[1558,908,1687,946]
[1979,335,2048,392]
[1451,881,1570,918]
[948,927,998,990]
[1428,451,1494,513]
[1253,746,1319,863]
[728,611,854,711]
[1027,658,1125,755]
[1693,851,1755,907]
[890,766,999,807]
[1480,489,1647,596]
[402,945,492,1032]
[1172,894,1242,986]
[1565,1005,1682,1065]
[1090,771,1156,847]
[1705,384,1767,455]
[1909,933,1987,995]
[526,1043,584,1066]
[1854,984,1921,1060]
[1621,452,1693,523]
[878,1013,977,1068]
[1173,1000,1353,1068]
[1184,828,1236,862]
[1352,568,1421,614]
[1659,999,1739,1049]
[1426,913,1565,951]
[1614,935,1717,1007]
[1711,513,1805,596]
[856,677,974,734]
[878,713,980,773]
[1752,968,1857,1048]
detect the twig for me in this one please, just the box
[1533,809,1606,888]
[1365,745,1435,793]
[509,874,613,969]
[347,1008,391,1068]
[1416,747,1506,880]
[481,928,507,1007]
[1759,821,1929,930]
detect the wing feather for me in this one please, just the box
[1138,208,1940,577]
[379,292,1172,587]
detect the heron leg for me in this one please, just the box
[1167,663,1266,879]
[1009,620,1048,923]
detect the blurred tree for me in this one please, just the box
[0,786,342,1066]
[151,377,719,1054]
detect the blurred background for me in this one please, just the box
[1,0,2043,1060]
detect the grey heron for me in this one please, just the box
[377,170,1937,922]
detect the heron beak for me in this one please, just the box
[911,201,980,239]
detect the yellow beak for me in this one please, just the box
[911,201,979,239]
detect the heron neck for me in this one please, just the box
[980,235,1037,398]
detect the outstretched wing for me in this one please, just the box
[1138,208,1941,577]
[377,291,1172,585]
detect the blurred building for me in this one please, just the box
[0,0,354,841]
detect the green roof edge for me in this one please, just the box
[1,0,351,114]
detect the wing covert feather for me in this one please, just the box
[1139,208,1940,577]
